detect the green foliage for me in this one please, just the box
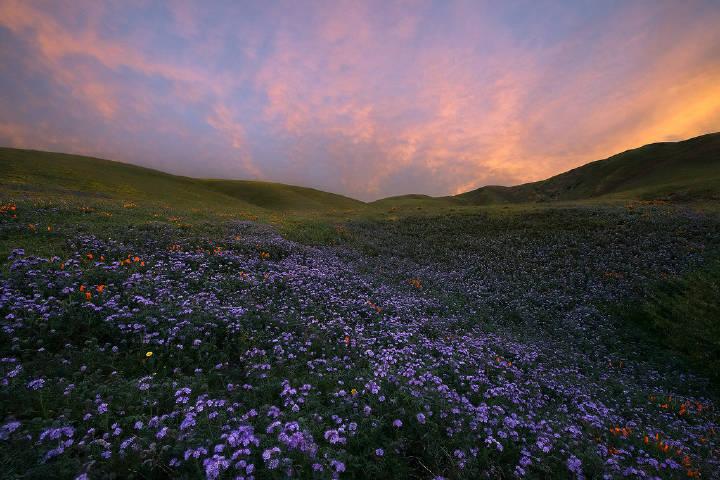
[628,258,720,383]
[278,219,351,245]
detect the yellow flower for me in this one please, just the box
[351,388,358,396]
[145,351,153,358]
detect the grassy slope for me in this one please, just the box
[616,257,720,386]
[0,147,363,213]
[458,132,720,204]
[0,148,243,210]
[201,179,363,211]
[369,194,461,210]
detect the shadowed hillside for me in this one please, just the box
[201,179,363,211]
[370,194,462,209]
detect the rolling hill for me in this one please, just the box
[1,132,719,213]
[0,147,363,212]
[456,132,720,205]
[201,179,362,211]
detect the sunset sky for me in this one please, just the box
[1,0,719,200]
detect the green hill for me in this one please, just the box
[370,194,461,209]
[201,179,362,211]
[0,147,363,212]
[2,132,718,214]
[457,132,720,205]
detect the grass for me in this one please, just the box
[618,257,720,386]
[201,180,363,212]
[0,147,362,214]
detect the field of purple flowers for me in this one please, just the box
[1,202,719,479]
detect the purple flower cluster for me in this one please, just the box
[1,206,719,478]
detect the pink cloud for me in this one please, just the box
[206,104,262,178]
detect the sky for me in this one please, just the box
[1,1,719,201]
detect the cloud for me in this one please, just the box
[0,0,718,200]
[206,104,262,178]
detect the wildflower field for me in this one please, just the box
[1,199,719,479]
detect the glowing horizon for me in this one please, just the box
[1,0,719,200]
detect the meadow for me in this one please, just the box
[1,143,720,479]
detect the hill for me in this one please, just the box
[457,133,720,205]
[0,147,363,212]
[2,132,719,213]
[370,194,461,209]
[201,179,362,211]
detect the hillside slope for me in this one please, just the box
[201,179,363,211]
[370,194,462,209]
[0,148,363,212]
[458,133,720,204]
